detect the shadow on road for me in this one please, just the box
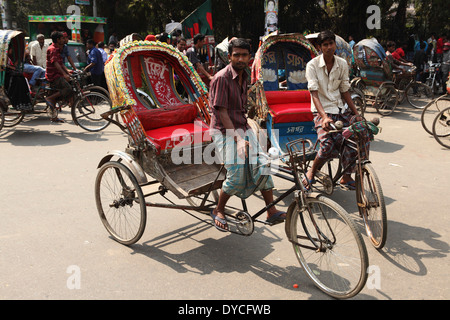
[0,124,125,147]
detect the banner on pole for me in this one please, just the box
[182,0,213,39]
[264,0,278,36]
[75,0,90,5]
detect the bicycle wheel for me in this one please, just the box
[0,105,4,131]
[3,109,24,127]
[286,196,368,299]
[71,92,112,132]
[432,106,450,149]
[374,84,399,116]
[421,96,449,135]
[355,163,387,249]
[351,90,366,117]
[95,161,147,245]
[319,158,341,184]
[405,82,433,109]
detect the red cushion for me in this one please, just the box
[265,90,311,105]
[269,103,313,123]
[146,122,211,152]
[137,104,198,131]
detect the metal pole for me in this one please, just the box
[93,0,97,17]
[1,0,12,29]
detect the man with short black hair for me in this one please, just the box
[186,33,213,82]
[304,30,362,190]
[209,38,285,232]
[84,39,106,89]
[45,31,72,123]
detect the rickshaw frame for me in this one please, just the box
[95,40,369,299]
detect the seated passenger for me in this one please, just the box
[23,48,46,89]
[386,41,413,72]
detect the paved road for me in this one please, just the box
[0,102,448,302]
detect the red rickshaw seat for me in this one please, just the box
[146,121,211,153]
[265,90,313,124]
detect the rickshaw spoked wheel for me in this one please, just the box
[95,161,147,245]
[3,109,24,127]
[374,84,399,116]
[0,104,4,131]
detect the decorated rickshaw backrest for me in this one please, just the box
[140,56,186,108]
[252,34,317,91]
[105,41,207,111]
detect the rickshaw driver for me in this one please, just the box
[209,38,286,232]
[304,30,363,190]
[45,31,73,123]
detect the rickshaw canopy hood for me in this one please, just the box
[104,40,207,109]
[0,30,26,86]
[251,33,318,90]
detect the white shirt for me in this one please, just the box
[305,54,351,114]
[30,42,49,69]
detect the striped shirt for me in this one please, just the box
[209,64,250,134]
[46,43,64,83]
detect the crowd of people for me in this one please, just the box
[348,33,449,94]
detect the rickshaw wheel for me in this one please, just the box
[95,161,147,245]
[2,108,24,128]
[0,105,4,131]
[374,84,398,116]
[71,92,112,132]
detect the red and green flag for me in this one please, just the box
[182,0,214,39]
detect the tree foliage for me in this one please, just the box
[6,0,450,44]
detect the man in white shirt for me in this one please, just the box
[30,34,48,68]
[304,30,362,190]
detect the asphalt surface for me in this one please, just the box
[0,101,449,301]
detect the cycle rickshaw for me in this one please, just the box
[0,29,112,132]
[95,40,369,299]
[248,33,319,153]
[248,33,387,250]
[351,38,432,115]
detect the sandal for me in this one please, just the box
[50,117,65,123]
[210,210,228,232]
[340,180,356,191]
[266,211,286,225]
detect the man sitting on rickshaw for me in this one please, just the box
[304,30,362,190]
[385,41,414,73]
[45,31,73,123]
[209,38,286,232]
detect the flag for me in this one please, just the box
[182,0,213,39]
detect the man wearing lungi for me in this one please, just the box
[209,38,285,232]
[304,30,362,190]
